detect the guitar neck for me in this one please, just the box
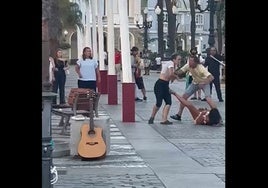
[89,97,94,131]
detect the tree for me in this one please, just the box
[59,1,84,32]
[42,0,51,85]
[165,0,190,53]
[165,0,176,54]
[216,0,225,54]
[44,0,84,57]
[48,0,61,56]
[189,0,196,50]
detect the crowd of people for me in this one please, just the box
[48,46,224,126]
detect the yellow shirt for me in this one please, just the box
[180,63,211,84]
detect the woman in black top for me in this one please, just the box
[52,48,69,105]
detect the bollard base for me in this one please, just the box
[99,70,108,94]
[108,75,118,105]
[122,83,135,122]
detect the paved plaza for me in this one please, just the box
[51,65,225,188]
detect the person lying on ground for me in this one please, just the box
[169,89,223,126]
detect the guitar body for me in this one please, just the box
[78,123,106,159]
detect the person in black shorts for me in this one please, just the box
[131,47,147,101]
[148,53,181,125]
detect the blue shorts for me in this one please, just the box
[184,83,211,98]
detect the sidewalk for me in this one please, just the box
[52,65,225,188]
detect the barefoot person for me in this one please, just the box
[169,89,223,126]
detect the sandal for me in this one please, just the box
[160,120,173,125]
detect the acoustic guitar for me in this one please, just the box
[78,93,106,159]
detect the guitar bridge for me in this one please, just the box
[86,142,98,145]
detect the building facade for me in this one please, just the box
[66,0,224,60]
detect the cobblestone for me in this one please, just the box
[54,173,165,188]
[50,66,225,187]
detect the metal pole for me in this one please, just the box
[42,17,57,188]
[42,92,57,188]
[208,0,215,47]
[157,0,164,59]
[144,13,148,53]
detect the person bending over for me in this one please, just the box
[148,53,181,125]
[170,55,217,121]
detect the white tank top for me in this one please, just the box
[77,58,98,81]
[160,60,174,74]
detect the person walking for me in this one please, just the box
[75,47,101,92]
[203,47,224,102]
[148,53,181,125]
[155,54,161,72]
[114,48,122,81]
[143,51,151,75]
[170,55,217,121]
[52,48,69,105]
[131,46,147,101]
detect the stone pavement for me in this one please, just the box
[51,65,225,188]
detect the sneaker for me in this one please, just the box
[190,97,197,100]
[143,96,147,100]
[201,98,207,101]
[135,97,143,102]
[160,120,173,125]
[148,117,154,124]
[170,114,181,121]
[219,99,224,102]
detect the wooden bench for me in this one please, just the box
[52,88,100,134]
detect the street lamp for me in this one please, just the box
[154,4,164,59]
[64,30,68,37]
[63,30,68,42]
[195,0,220,47]
[155,4,179,56]
[135,7,153,53]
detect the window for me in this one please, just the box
[195,13,204,30]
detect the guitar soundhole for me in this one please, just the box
[88,130,95,135]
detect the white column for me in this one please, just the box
[85,1,92,48]
[67,32,71,59]
[91,0,98,59]
[80,1,86,48]
[128,0,134,17]
[77,27,83,59]
[118,0,132,83]
[97,0,105,70]
[198,38,202,54]
[181,39,185,51]
[107,0,115,75]
[133,0,141,16]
